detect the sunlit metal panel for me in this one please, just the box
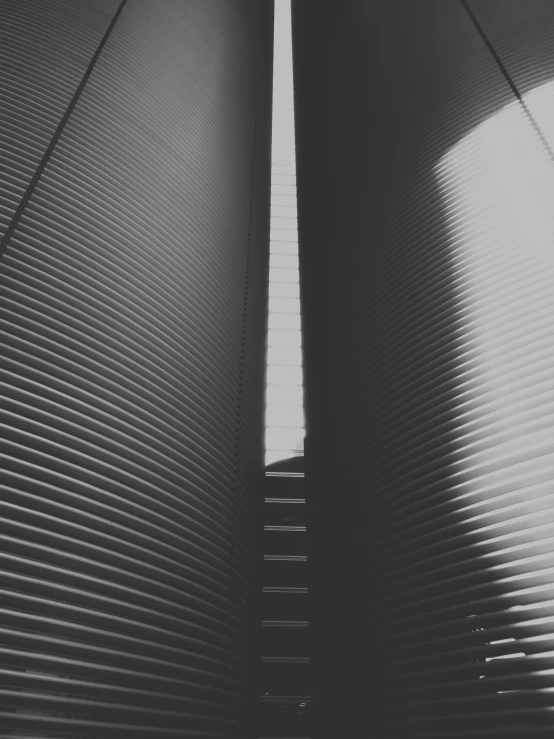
[293,0,554,736]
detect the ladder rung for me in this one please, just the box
[263,586,308,594]
[263,620,308,627]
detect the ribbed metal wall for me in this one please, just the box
[292,1,554,736]
[0,1,273,736]
[0,0,121,244]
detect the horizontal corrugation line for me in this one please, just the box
[0,0,120,241]
[293,0,554,736]
[0,0,272,736]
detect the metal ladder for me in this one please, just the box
[258,460,310,738]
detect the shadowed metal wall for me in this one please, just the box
[292,1,554,736]
[0,0,122,244]
[0,1,273,736]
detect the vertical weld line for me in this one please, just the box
[223,84,260,718]
[0,0,128,264]
[461,0,554,165]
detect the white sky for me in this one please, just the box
[271,0,296,167]
[265,0,304,466]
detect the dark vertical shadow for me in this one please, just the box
[292,1,554,737]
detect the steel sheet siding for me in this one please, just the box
[0,0,121,242]
[467,0,554,96]
[0,1,273,736]
[293,0,554,736]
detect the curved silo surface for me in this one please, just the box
[0,1,273,736]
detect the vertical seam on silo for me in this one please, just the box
[461,0,554,165]
[223,55,260,725]
[0,0,128,265]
